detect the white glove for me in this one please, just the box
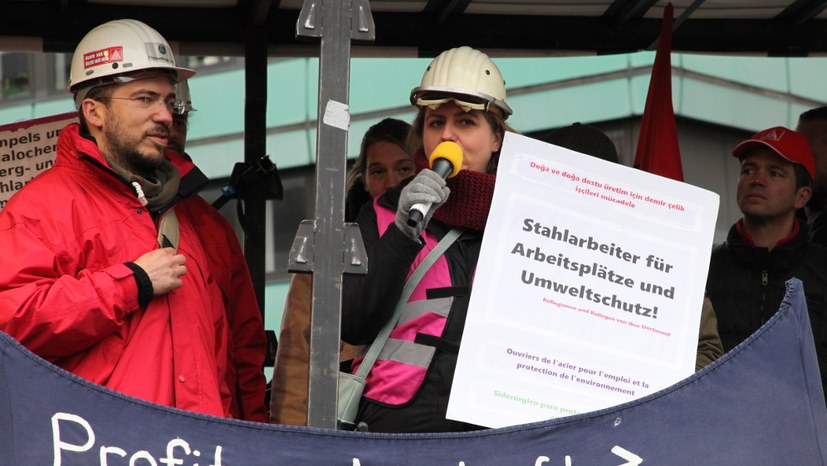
[394,169,450,241]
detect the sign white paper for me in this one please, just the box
[0,112,77,210]
[446,132,719,428]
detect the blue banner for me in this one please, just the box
[1,279,825,465]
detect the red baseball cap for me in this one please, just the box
[732,126,816,181]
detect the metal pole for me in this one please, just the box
[292,0,373,428]
[243,24,269,313]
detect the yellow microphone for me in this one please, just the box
[407,141,464,227]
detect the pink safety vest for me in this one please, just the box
[354,198,457,405]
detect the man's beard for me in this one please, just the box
[104,121,167,179]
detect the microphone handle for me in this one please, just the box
[432,159,454,179]
[405,159,455,229]
[406,202,431,228]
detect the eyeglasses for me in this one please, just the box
[98,95,186,115]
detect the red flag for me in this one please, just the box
[634,2,684,181]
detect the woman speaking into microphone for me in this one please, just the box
[342,46,517,433]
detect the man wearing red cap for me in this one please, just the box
[706,126,827,398]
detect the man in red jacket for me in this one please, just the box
[0,19,265,420]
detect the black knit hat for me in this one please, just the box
[540,122,619,164]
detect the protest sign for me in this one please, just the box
[0,112,76,210]
[447,132,719,428]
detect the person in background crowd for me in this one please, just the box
[542,122,722,370]
[0,19,245,418]
[539,121,620,163]
[270,118,414,425]
[706,126,827,396]
[344,118,416,221]
[796,106,827,245]
[341,46,517,433]
[167,79,268,422]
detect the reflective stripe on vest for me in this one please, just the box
[360,198,457,405]
[397,296,452,332]
[377,338,435,369]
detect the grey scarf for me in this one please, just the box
[105,156,181,210]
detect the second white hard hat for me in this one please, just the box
[175,79,197,114]
[410,46,512,118]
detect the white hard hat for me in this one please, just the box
[175,79,196,114]
[69,19,195,94]
[410,46,512,118]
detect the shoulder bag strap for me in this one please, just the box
[353,227,462,378]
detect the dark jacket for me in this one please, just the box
[805,205,827,247]
[706,221,827,393]
[342,184,483,433]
